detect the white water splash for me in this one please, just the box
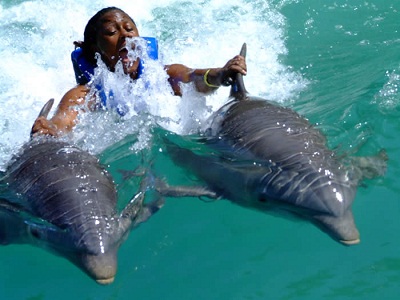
[0,0,308,169]
[373,69,400,115]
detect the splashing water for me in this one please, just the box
[0,0,307,169]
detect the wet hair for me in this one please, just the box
[73,7,136,65]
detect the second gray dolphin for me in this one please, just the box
[162,44,387,245]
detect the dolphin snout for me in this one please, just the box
[96,276,115,285]
[77,251,118,285]
[92,263,117,285]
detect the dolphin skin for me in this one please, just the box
[163,44,387,245]
[0,100,163,284]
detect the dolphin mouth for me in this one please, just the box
[340,238,360,245]
[96,277,115,285]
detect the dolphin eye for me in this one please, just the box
[258,196,268,203]
[30,228,40,239]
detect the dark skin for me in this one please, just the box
[31,10,247,137]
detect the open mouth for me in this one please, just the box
[118,40,140,71]
[119,47,129,63]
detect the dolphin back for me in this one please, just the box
[215,99,356,216]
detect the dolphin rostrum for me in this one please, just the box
[162,43,387,245]
[0,99,164,284]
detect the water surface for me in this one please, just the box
[0,0,399,299]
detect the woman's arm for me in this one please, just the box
[165,55,247,96]
[31,84,90,137]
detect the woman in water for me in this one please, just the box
[31,6,247,136]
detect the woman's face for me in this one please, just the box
[95,10,140,77]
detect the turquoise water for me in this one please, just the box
[0,0,399,299]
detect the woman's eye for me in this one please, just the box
[102,27,117,36]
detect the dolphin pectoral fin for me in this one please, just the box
[313,210,360,245]
[120,191,165,229]
[117,168,146,181]
[349,149,388,181]
[135,197,165,226]
[155,178,218,199]
[120,191,145,221]
[119,187,165,230]
[119,168,155,222]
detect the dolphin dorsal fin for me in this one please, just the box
[30,98,55,139]
[229,43,248,101]
[38,98,55,119]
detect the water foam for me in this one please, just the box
[0,0,308,169]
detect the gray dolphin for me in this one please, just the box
[162,44,387,245]
[0,99,164,284]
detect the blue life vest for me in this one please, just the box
[71,37,159,115]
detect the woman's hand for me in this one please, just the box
[203,55,247,88]
[31,117,59,137]
[30,85,89,137]
[218,55,247,86]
